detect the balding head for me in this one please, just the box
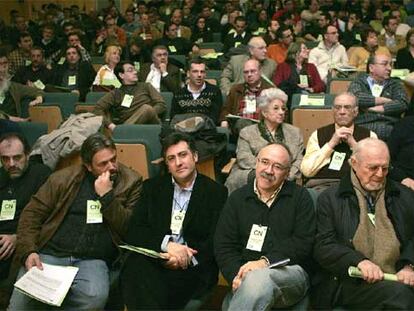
[243,59,261,86]
[248,36,267,61]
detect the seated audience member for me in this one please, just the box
[348,53,408,140]
[93,45,122,89]
[313,138,414,309]
[301,92,377,192]
[389,8,411,37]
[300,0,322,25]
[52,46,95,102]
[121,132,227,310]
[378,16,406,58]
[190,16,213,44]
[170,9,192,40]
[37,24,61,63]
[308,25,348,82]
[395,29,414,72]
[94,15,127,55]
[220,36,276,96]
[223,16,252,52]
[215,143,315,310]
[171,59,222,124]
[121,8,140,39]
[387,115,414,191]
[131,13,162,48]
[303,12,331,42]
[225,88,303,194]
[126,38,151,65]
[220,59,273,129]
[199,5,220,33]
[340,11,366,49]
[262,19,280,46]
[138,45,180,93]
[8,133,142,310]
[273,42,325,105]
[267,25,294,65]
[349,27,391,71]
[7,32,33,75]
[66,32,92,63]
[94,61,166,131]
[154,22,191,56]
[0,51,43,122]
[12,47,54,87]
[0,133,51,281]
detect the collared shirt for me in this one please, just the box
[187,82,206,99]
[145,63,168,92]
[253,178,284,207]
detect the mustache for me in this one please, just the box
[260,172,276,181]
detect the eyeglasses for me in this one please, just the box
[365,164,389,174]
[257,158,289,171]
[333,105,355,111]
[374,61,392,67]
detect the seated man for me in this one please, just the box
[267,25,294,65]
[0,132,51,281]
[52,46,96,102]
[7,32,33,75]
[171,59,222,124]
[378,16,406,58]
[138,45,180,93]
[154,22,191,56]
[223,16,252,52]
[220,59,273,129]
[12,46,54,87]
[220,36,276,96]
[0,51,43,122]
[8,133,142,310]
[121,132,227,309]
[94,61,166,132]
[301,92,377,192]
[308,25,349,82]
[348,53,408,140]
[215,143,315,310]
[313,138,414,309]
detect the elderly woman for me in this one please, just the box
[93,45,122,89]
[225,88,304,193]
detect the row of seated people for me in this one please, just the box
[1,124,414,310]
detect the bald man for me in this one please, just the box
[220,36,277,95]
[215,143,315,310]
[313,138,414,309]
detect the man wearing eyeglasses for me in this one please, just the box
[348,53,408,140]
[301,92,377,192]
[308,25,348,82]
[94,61,166,132]
[215,143,315,310]
[313,138,414,309]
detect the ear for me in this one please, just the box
[84,163,93,173]
[119,72,125,81]
[193,151,198,163]
[349,156,356,170]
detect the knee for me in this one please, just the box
[72,280,109,308]
[385,282,414,308]
[237,269,274,300]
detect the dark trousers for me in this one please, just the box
[338,278,414,309]
[120,253,210,310]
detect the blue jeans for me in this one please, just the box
[8,253,110,310]
[223,265,309,311]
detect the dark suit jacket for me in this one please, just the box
[138,62,181,92]
[125,173,228,289]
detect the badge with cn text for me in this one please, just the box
[328,151,346,171]
[170,210,186,235]
[245,95,257,113]
[371,84,383,97]
[300,75,309,87]
[121,94,134,108]
[246,224,267,252]
[0,200,17,221]
[86,200,103,224]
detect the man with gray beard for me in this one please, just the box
[214,143,315,310]
[0,51,44,122]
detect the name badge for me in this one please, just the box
[33,79,45,90]
[134,61,140,71]
[170,210,186,235]
[68,75,77,86]
[328,151,346,171]
[0,95,5,104]
[86,200,102,224]
[0,200,17,221]
[58,57,65,65]
[368,213,375,226]
[355,34,361,41]
[245,95,257,113]
[371,84,383,97]
[246,224,267,252]
[317,34,323,41]
[121,94,134,108]
[25,60,32,66]
[299,75,309,87]
[169,45,177,53]
[234,41,242,48]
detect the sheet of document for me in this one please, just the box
[14,263,79,307]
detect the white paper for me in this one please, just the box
[14,263,79,307]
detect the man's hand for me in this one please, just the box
[95,170,113,197]
[71,90,80,95]
[357,259,384,283]
[232,259,268,292]
[161,253,181,270]
[25,252,43,271]
[220,121,229,128]
[328,127,353,149]
[401,178,414,190]
[29,96,43,106]
[375,97,392,105]
[166,242,197,270]
[107,123,116,132]
[158,63,167,75]
[397,265,414,287]
[0,234,16,260]
[368,105,385,113]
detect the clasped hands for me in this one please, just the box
[161,242,197,270]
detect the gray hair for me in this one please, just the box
[351,137,389,161]
[334,92,359,107]
[257,88,288,110]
